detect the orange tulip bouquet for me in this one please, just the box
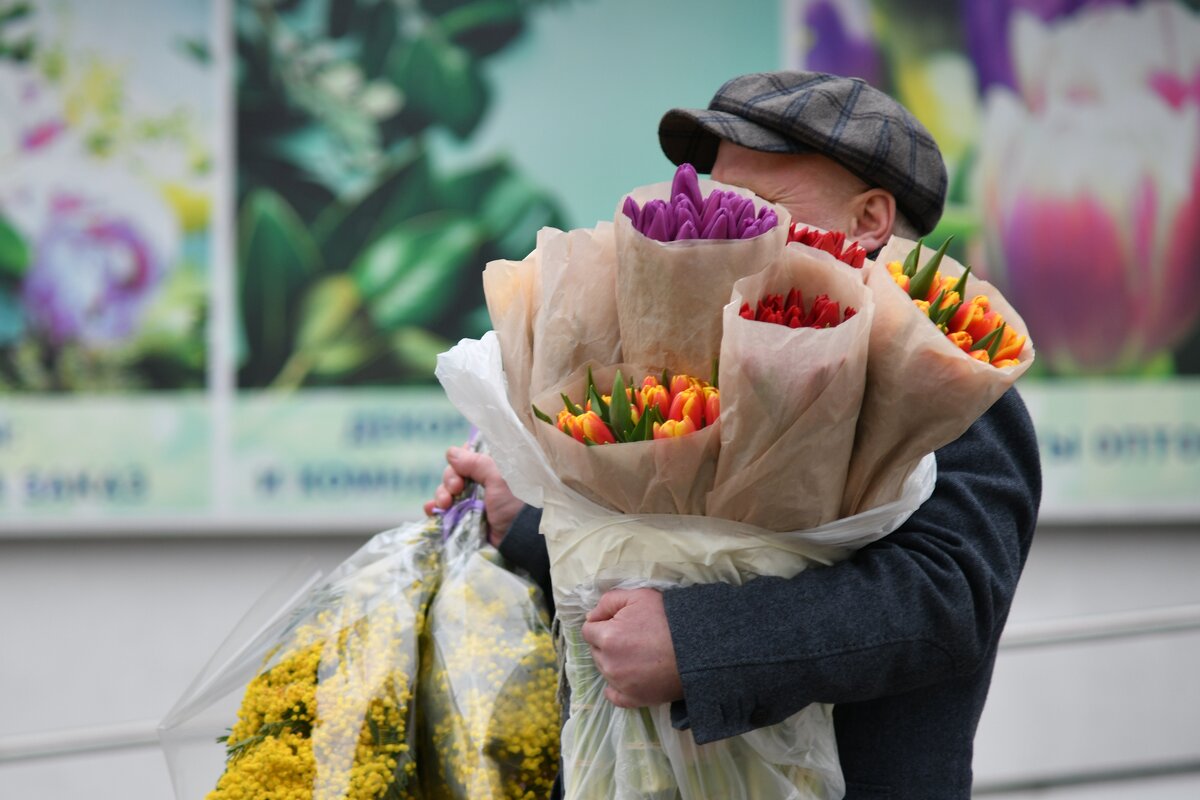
[437,163,1034,800]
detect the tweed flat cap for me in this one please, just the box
[659,71,948,236]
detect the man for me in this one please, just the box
[426,71,1041,799]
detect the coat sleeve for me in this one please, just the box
[662,388,1042,744]
[497,503,553,616]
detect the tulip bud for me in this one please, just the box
[653,416,698,440]
[579,411,616,445]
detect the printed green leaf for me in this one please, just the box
[386,32,488,138]
[294,274,362,353]
[312,149,434,270]
[0,214,30,277]
[351,212,482,331]
[237,189,321,383]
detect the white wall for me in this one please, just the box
[2,523,1199,799]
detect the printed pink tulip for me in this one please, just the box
[976,89,1200,372]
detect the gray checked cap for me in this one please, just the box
[659,71,948,236]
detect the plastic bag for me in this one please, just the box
[161,453,563,800]
[160,521,442,800]
[418,480,560,798]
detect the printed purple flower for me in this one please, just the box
[799,0,884,87]
[961,0,1137,93]
[1,156,179,348]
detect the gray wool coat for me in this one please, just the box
[499,388,1042,799]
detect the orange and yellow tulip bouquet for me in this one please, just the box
[437,163,1034,800]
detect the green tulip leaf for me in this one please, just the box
[351,212,482,330]
[0,214,30,278]
[386,32,488,138]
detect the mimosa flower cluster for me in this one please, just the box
[422,546,559,799]
[208,564,432,800]
[886,238,1026,367]
[195,474,560,800]
[535,368,719,444]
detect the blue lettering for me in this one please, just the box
[1090,424,1200,463]
[1042,429,1082,462]
[23,467,148,504]
[299,463,441,496]
[344,411,470,446]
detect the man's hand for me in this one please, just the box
[423,446,523,547]
[581,588,683,708]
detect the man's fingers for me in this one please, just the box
[604,685,638,709]
[586,589,631,623]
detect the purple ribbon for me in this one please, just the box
[435,496,485,541]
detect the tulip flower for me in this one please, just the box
[788,224,867,268]
[702,385,720,425]
[886,238,1027,367]
[975,87,1200,372]
[535,368,718,444]
[579,411,616,445]
[653,416,697,440]
[739,287,856,329]
[667,386,704,429]
[638,380,671,419]
[623,163,778,241]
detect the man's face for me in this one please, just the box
[709,141,870,235]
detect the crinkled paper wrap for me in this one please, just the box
[613,178,791,379]
[841,235,1035,516]
[484,224,622,432]
[707,244,874,530]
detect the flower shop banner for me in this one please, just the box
[1,0,1199,533]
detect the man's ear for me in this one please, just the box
[847,188,896,253]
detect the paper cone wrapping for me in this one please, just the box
[531,362,720,516]
[840,236,1036,516]
[484,224,623,433]
[482,251,540,430]
[707,245,874,530]
[613,178,791,379]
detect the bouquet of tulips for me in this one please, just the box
[159,443,561,800]
[436,163,1033,800]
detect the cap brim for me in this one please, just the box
[658,108,807,173]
